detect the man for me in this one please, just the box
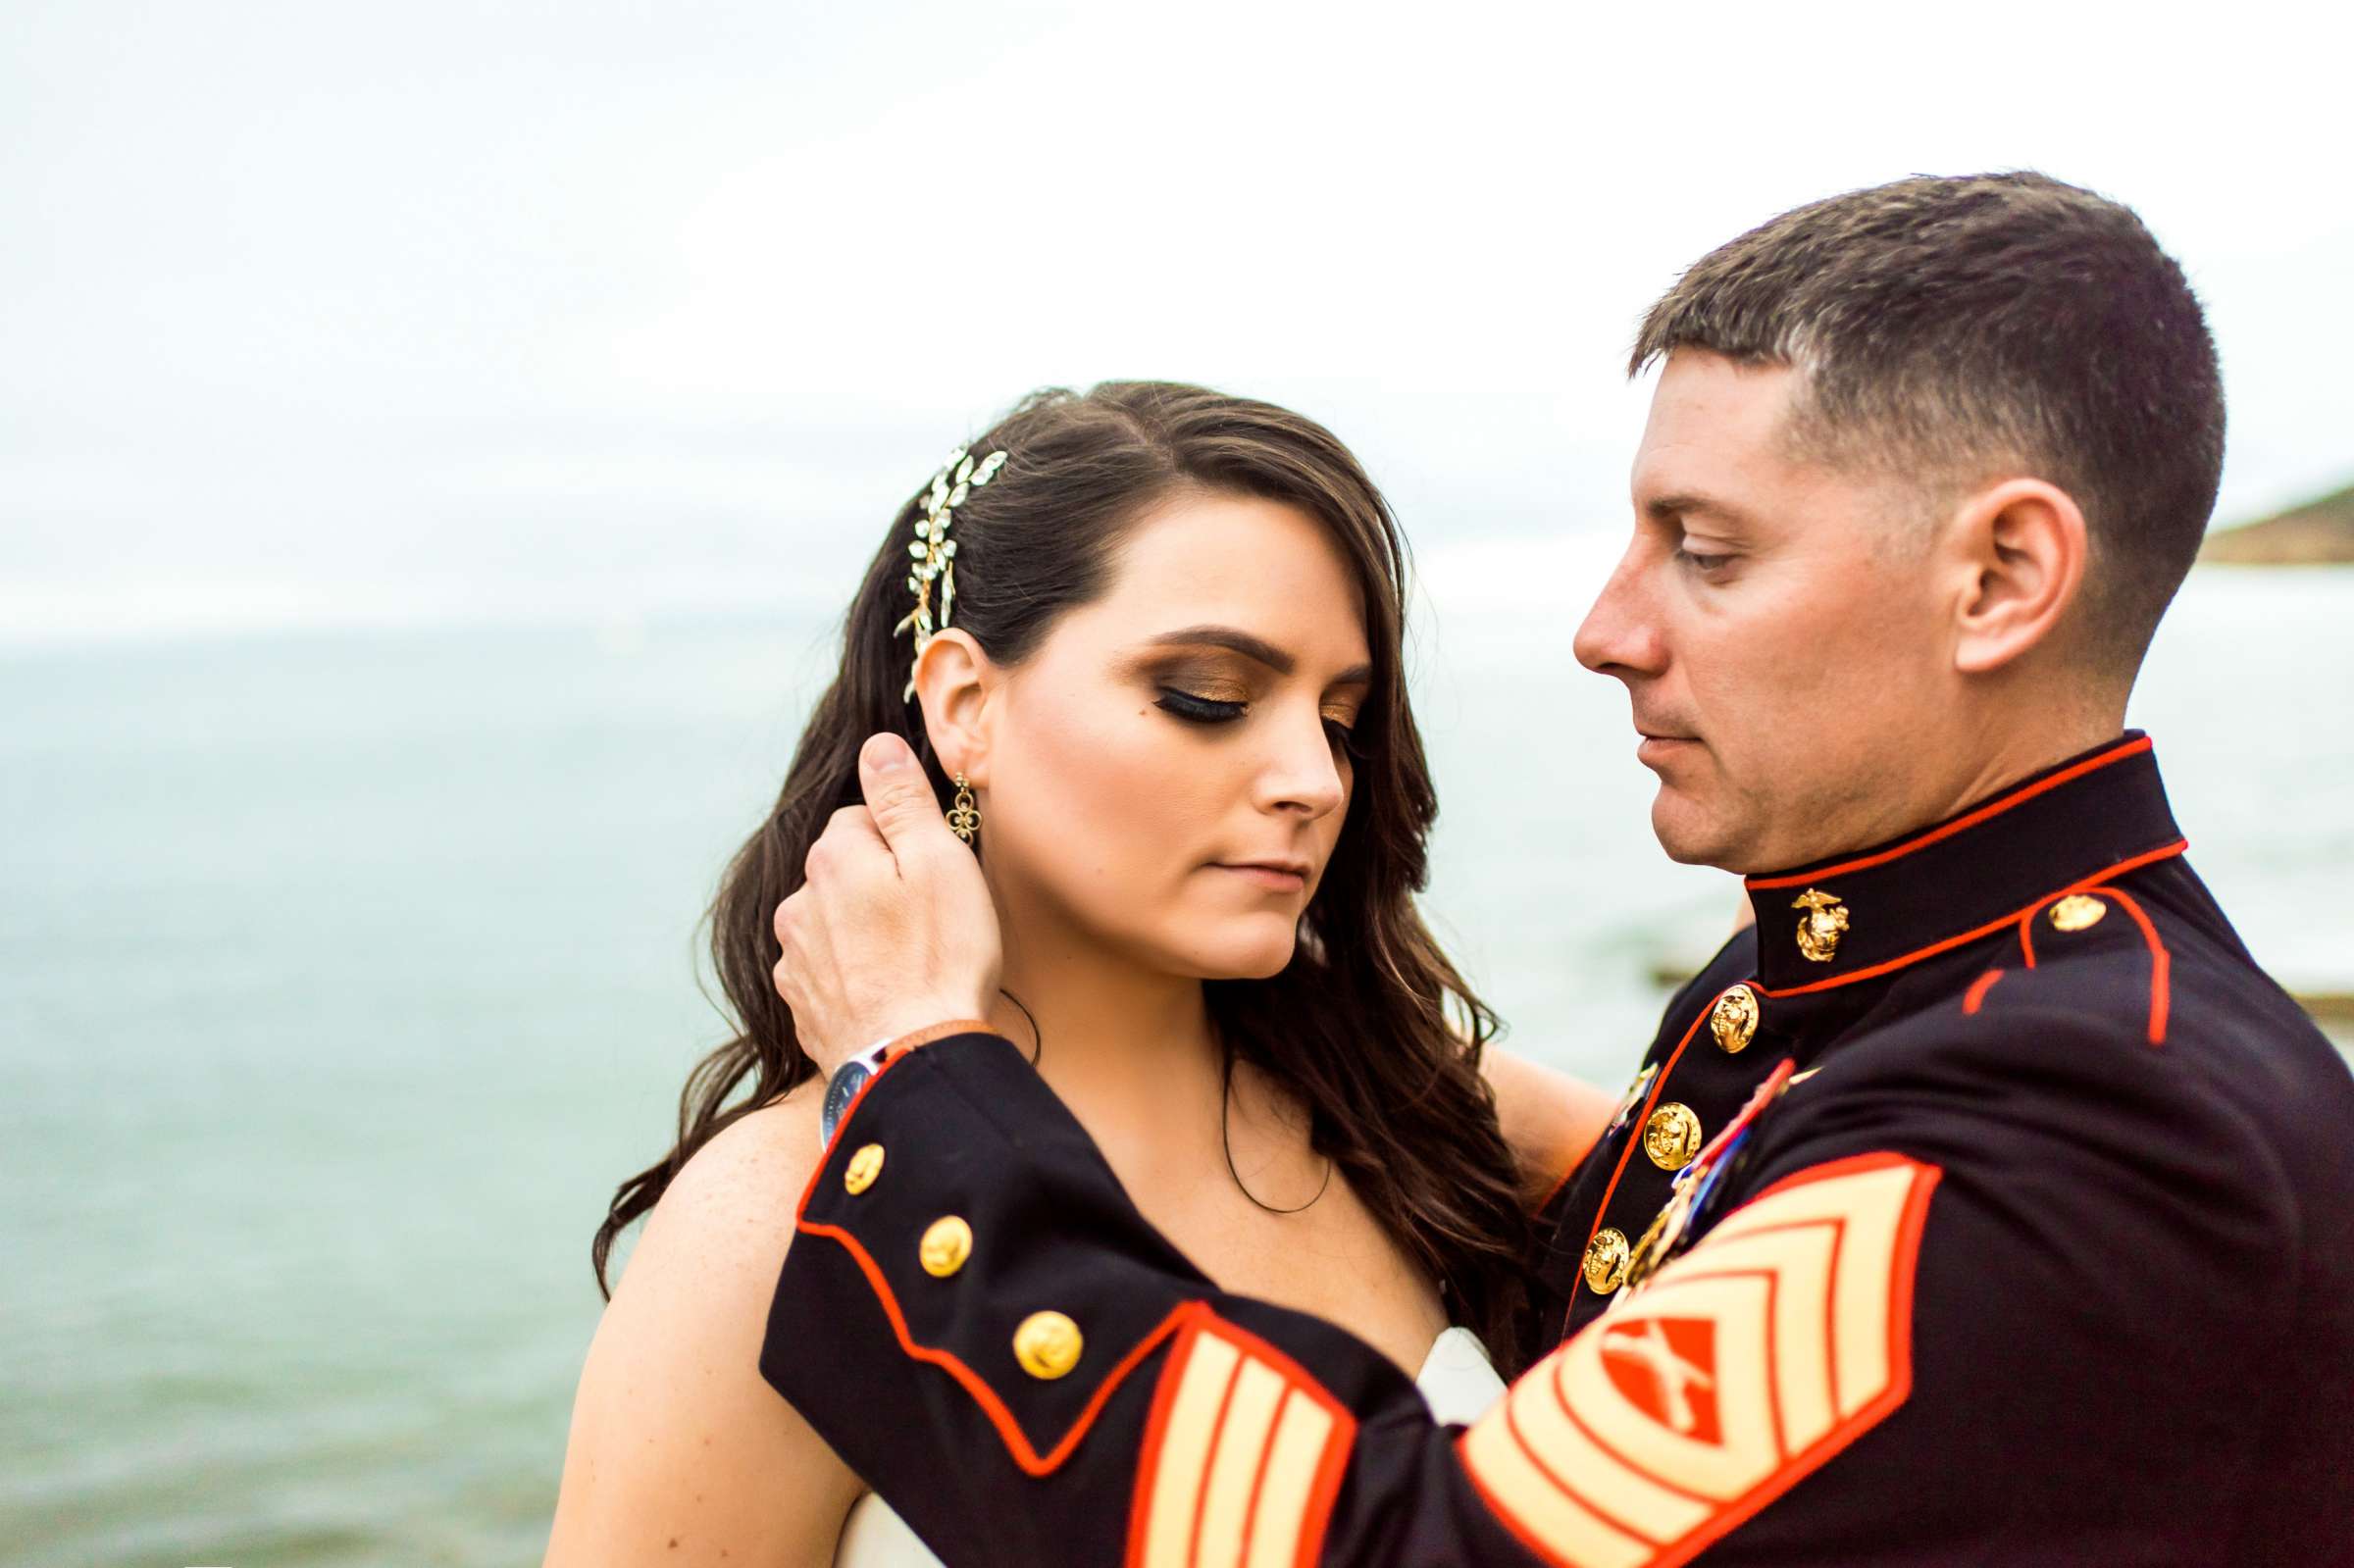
[762,174,2354,1563]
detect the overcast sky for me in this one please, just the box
[6,0,2349,643]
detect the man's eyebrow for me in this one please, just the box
[1143,625,1372,686]
[1645,491,1753,528]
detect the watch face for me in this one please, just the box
[820,1060,872,1142]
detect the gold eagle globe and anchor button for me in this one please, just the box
[918,1216,973,1278]
[2049,893,2110,933]
[1791,887,1850,963]
[1710,984,1761,1053]
[1582,1228,1632,1294]
[843,1143,886,1195]
[1013,1311,1084,1380]
[1643,1103,1705,1170]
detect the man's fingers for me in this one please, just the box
[818,803,889,856]
[858,733,960,860]
[804,804,887,887]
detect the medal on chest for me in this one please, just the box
[1612,1057,1798,1302]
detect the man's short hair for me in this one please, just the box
[1631,171,2225,678]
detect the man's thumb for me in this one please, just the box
[858,733,954,852]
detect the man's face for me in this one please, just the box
[1572,350,1958,872]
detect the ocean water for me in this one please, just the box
[4,561,2350,1567]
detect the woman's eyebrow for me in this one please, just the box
[1144,625,1371,686]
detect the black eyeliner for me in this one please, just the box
[1154,688,1247,723]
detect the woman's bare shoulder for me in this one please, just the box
[542,1083,857,1567]
[1481,1047,1614,1209]
[662,1081,829,1234]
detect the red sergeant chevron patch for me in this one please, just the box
[1460,1152,1942,1568]
[1126,1305,1356,1568]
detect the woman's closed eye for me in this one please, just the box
[1156,687,1365,756]
[1154,687,1248,724]
[1319,701,1366,757]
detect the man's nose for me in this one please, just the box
[1572,536,1666,680]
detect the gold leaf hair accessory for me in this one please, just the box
[895,444,1008,700]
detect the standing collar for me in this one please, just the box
[1740,732,2186,996]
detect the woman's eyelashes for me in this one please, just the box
[1155,687,1364,754]
[1154,686,1248,724]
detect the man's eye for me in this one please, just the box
[1155,688,1247,724]
[1675,545,1733,572]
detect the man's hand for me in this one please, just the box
[771,733,1002,1078]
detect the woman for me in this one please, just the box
[541,382,1611,1567]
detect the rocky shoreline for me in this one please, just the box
[2199,481,2354,565]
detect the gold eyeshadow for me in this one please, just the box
[1126,650,1259,702]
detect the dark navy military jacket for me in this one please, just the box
[761,733,2354,1564]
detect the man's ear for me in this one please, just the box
[910,630,996,785]
[1949,478,2090,676]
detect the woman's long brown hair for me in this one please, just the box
[592,381,1536,1369]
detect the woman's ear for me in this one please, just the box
[1949,478,2090,676]
[910,630,996,785]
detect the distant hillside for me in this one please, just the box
[2199,481,2354,565]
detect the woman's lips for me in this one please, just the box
[1215,863,1309,892]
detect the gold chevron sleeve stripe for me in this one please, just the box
[1458,1154,1941,1567]
[1508,1346,1716,1540]
[1133,1314,1349,1568]
[1245,1392,1340,1568]
[1139,1331,1241,1565]
[1197,1360,1288,1565]
[1463,1413,1654,1568]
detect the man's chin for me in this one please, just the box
[1649,791,1748,871]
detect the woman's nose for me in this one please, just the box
[1258,708,1347,820]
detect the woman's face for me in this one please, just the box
[973,489,1373,981]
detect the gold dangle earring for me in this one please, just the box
[946,773,980,845]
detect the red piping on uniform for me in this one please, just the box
[1561,992,1723,1334]
[1120,1304,1357,1568]
[1745,735,2152,890]
[788,1020,998,1223]
[1188,1350,1246,1568]
[797,1218,1194,1477]
[1552,1349,1715,1508]
[793,1048,907,1222]
[1235,1387,1285,1566]
[1499,1374,1599,1524]
[1126,1310,1200,1567]
[1296,1407,1354,1568]
[1464,1152,1944,1568]
[1206,1313,1354,1568]
[1961,969,2005,1015]
[1759,839,2187,999]
[2021,885,2170,1045]
[2092,887,2172,1043]
[1638,1153,1942,1568]
[1458,1452,1575,1568]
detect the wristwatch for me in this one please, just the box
[818,1037,897,1147]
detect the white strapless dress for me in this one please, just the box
[831,1325,1506,1566]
